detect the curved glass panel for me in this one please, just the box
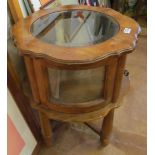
[31,10,119,47]
[48,66,105,104]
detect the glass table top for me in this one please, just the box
[31,10,119,47]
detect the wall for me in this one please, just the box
[31,0,41,11]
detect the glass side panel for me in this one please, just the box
[31,10,119,47]
[48,66,105,104]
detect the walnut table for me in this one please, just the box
[12,5,140,147]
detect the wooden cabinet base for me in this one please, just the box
[38,109,114,147]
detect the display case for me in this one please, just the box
[12,5,140,146]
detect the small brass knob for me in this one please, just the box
[124,70,129,76]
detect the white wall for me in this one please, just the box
[31,0,41,11]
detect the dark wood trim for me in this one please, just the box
[84,122,100,135]
[32,140,43,155]
[7,54,21,89]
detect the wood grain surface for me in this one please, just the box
[12,5,140,64]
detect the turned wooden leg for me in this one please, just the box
[39,112,52,147]
[100,109,114,146]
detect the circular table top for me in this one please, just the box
[12,5,140,64]
[31,10,119,47]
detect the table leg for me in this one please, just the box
[39,112,52,147]
[100,109,114,146]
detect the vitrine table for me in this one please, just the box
[12,5,140,147]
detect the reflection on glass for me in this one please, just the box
[48,66,105,104]
[31,10,119,47]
